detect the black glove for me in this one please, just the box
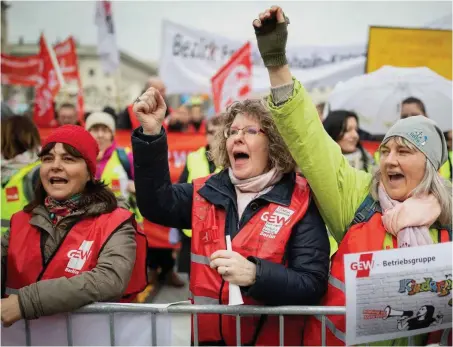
[254,13,290,67]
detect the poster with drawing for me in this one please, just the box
[344,243,452,345]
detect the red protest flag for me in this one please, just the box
[33,34,65,127]
[54,37,85,124]
[54,37,80,81]
[211,42,252,113]
[1,54,42,86]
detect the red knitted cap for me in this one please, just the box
[42,125,99,177]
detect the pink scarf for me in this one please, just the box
[229,168,283,219]
[378,184,441,248]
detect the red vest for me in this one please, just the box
[303,212,452,346]
[6,208,148,302]
[142,219,180,250]
[190,175,311,346]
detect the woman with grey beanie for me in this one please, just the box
[252,5,452,346]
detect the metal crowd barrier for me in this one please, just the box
[5,302,346,346]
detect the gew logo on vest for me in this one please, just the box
[5,187,19,202]
[260,207,294,239]
[350,253,375,278]
[65,240,94,275]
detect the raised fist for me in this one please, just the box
[253,6,287,34]
[132,87,167,135]
[252,6,289,67]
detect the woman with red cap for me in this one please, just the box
[1,125,147,328]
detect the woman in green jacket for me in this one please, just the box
[253,5,452,346]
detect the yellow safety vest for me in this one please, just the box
[1,161,40,234]
[328,234,338,257]
[373,150,381,164]
[439,151,452,180]
[100,148,144,228]
[183,147,221,237]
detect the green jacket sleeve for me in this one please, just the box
[268,79,373,242]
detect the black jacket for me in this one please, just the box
[132,127,330,306]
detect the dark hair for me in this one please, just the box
[323,110,370,172]
[1,115,41,160]
[59,103,76,110]
[24,142,117,213]
[103,106,116,119]
[402,97,427,116]
[207,114,223,128]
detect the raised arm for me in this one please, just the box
[131,88,193,229]
[253,6,372,241]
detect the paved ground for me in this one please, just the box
[148,273,192,346]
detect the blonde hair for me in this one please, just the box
[371,136,452,226]
[208,99,296,174]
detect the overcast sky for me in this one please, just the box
[7,1,452,63]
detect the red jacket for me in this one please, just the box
[6,208,148,302]
[190,175,311,345]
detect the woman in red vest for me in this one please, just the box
[251,6,452,346]
[1,125,147,328]
[131,87,330,345]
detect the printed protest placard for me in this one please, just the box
[345,243,452,345]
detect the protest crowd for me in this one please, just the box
[1,2,452,346]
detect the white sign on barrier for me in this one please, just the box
[159,20,366,94]
[1,302,191,346]
[345,243,452,345]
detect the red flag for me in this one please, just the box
[33,34,64,127]
[54,37,80,80]
[1,54,42,86]
[211,42,252,113]
[54,37,85,124]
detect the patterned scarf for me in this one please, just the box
[44,194,82,224]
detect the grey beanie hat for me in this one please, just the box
[382,116,448,170]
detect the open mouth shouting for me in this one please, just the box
[387,171,405,185]
[233,150,250,166]
[49,176,69,186]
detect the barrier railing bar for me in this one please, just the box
[25,319,31,346]
[236,315,241,347]
[151,313,157,346]
[66,313,73,346]
[109,313,115,346]
[193,313,199,346]
[279,315,284,346]
[75,303,345,316]
[321,315,326,346]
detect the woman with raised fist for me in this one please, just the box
[255,6,452,346]
[131,84,330,344]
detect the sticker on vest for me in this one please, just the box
[65,240,94,275]
[260,206,295,239]
[111,179,121,192]
[5,187,19,202]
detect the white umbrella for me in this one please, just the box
[326,66,452,134]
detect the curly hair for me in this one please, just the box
[208,99,296,174]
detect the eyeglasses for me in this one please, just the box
[223,126,265,139]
